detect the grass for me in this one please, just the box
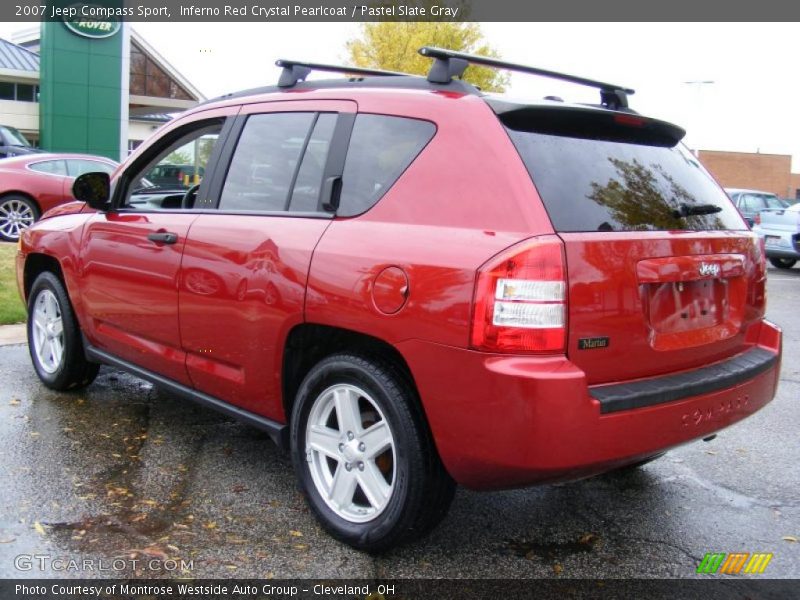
[0,243,26,325]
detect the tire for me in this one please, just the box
[290,353,455,552]
[0,195,39,242]
[769,257,797,269]
[27,272,99,391]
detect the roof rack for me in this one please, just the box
[275,59,411,88]
[418,46,635,110]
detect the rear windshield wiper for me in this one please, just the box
[673,203,722,218]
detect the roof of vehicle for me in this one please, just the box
[199,48,641,119]
[0,153,118,167]
[724,188,780,196]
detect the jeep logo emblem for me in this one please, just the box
[699,262,720,277]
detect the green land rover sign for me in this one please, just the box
[63,15,121,39]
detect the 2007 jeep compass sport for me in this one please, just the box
[17,48,782,551]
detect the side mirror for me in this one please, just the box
[73,172,110,210]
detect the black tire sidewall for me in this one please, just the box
[290,356,420,551]
[27,272,83,390]
[769,257,797,269]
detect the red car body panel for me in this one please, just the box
[16,85,782,491]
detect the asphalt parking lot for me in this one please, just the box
[0,267,797,580]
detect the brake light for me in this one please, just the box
[470,235,567,353]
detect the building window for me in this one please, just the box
[0,82,14,100]
[128,139,143,155]
[0,82,39,102]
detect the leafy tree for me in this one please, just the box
[346,21,509,92]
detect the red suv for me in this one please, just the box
[16,48,782,552]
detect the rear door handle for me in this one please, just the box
[147,231,178,245]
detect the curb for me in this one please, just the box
[0,323,27,346]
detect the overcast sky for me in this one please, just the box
[2,21,798,170]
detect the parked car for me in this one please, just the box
[16,48,781,552]
[753,202,800,269]
[145,164,205,189]
[0,125,44,159]
[0,153,117,241]
[725,188,788,226]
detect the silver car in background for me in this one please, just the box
[753,202,800,269]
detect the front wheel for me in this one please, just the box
[769,257,797,269]
[27,272,99,391]
[290,354,454,552]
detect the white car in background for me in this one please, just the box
[753,202,800,269]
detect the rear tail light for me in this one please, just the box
[470,235,567,353]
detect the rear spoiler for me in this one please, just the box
[488,100,686,147]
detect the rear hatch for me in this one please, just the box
[494,102,765,384]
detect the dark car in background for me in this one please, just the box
[725,188,789,226]
[0,153,116,241]
[146,164,205,188]
[0,125,44,159]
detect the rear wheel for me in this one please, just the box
[0,195,38,242]
[27,272,99,391]
[290,354,454,552]
[769,257,797,269]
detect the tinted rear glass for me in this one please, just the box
[507,130,746,232]
[338,114,435,217]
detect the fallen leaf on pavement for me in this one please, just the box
[289,530,303,537]
[553,563,563,575]
[33,521,46,535]
[782,536,798,543]
[9,399,20,406]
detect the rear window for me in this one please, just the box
[506,128,746,232]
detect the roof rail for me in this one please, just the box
[418,46,635,110]
[275,59,412,88]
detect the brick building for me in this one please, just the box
[698,150,800,200]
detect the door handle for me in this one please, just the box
[147,231,178,245]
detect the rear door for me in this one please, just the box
[501,106,765,384]
[179,100,356,421]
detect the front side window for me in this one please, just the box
[123,121,222,210]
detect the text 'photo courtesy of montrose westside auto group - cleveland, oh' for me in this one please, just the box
[0,1,798,599]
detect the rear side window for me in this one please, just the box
[29,160,67,176]
[338,114,435,217]
[220,112,316,212]
[506,129,746,232]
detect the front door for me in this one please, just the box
[77,114,232,384]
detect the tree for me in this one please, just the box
[346,21,509,92]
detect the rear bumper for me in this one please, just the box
[398,319,782,490]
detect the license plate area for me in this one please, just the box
[645,279,728,333]
[636,254,746,351]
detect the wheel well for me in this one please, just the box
[23,253,64,302]
[0,191,41,217]
[282,324,416,420]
